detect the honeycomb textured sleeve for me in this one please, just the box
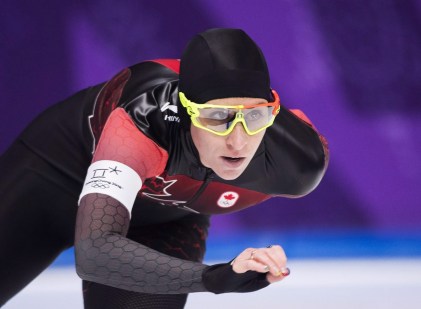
[75,193,271,294]
[75,193,209,294]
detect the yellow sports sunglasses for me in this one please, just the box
[179,90,280,136]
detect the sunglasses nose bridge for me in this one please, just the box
[235,110,244,119]
[236,112,250,132]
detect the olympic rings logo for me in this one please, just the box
[91,181,110,189]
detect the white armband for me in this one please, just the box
[79,160,142,214]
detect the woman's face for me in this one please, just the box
[190,97,267,180]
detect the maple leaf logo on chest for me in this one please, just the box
[141,176,190,208]
[223,193,236,200]
[217,191,239,208]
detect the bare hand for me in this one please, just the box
[230,245,290,284]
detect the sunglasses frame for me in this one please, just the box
[179,90,280,136]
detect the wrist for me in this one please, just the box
[202,263,269,294]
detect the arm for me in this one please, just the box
[76,107,208,293]
[75,193,208,293]
[75,193,284,294]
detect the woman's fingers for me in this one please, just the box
[248,249,281,277]
[233,257,271,273]
[266,245,288,276]
[231,245,289,280]
[266,268,290,283]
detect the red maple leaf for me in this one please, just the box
[224,193,235,200]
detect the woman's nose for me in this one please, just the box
[226,122,248,151]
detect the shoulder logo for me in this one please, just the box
[161,101,180,122]
[161,102,178,113]
[217,191,239,208]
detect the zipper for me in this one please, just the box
[184,169,215,208]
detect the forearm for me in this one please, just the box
[75,233,208,293]
[75,193,208,293]
[75,193,270,294]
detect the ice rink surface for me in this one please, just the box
[4,258,421,309]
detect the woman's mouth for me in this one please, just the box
[221,156,246,168]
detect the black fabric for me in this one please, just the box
[83,282,188,309]
[0,141,78,306]
[179,28,272,103]
[202,263,269,294]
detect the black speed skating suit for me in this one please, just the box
[0,59,328,308]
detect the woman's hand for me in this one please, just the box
[230,245,290,284]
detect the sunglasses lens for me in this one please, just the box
[195,106,275,134]
[196,108,235,131]
[242,106,274,133]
